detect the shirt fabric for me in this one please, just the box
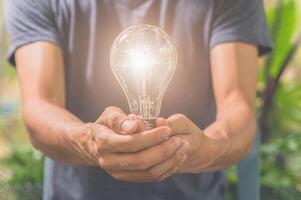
[5,0,272,199]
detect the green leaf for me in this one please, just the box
[266,0,299,78]
[275,83,301,127]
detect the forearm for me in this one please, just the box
[184,42,258,173]
[197,99,256,172]
[23,99,97,166]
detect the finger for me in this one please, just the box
[155,154,187,182]
[102,137,183,171]
[110,145,188,182]
[96,106,137,134]
[109,126,172,153]
[94,125,172,153]
[128,114,146,132]
[156,117,168,127]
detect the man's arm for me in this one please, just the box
[15,41,90,164]
[16,41,188,181]
[165,42,258,173]
[206,42,258,168]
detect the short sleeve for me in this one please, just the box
[4,0,62,66]
[210,0,273,56]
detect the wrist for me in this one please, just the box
[194,130,230,172]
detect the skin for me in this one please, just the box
[166,42,258,173]
[15,41,257,182]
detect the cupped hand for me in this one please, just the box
[72,107,189,182]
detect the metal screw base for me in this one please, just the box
[143,119,156,130]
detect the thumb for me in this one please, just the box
[167,114,192,135]
[96,106,137,134]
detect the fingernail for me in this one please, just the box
[121,119,135,132]
[162,128,171,140]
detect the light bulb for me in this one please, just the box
[110,24,177,129]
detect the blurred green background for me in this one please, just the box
[0,0,300,199]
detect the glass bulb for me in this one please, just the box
[110,24,177,129]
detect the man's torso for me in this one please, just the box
[46,0,224,199]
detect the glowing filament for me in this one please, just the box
[128,49,153,72]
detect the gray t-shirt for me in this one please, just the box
[5,0,272,199]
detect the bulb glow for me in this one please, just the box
[110,24,177,129]
[128,48,153,72]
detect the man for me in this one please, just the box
[5,0,272,199]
